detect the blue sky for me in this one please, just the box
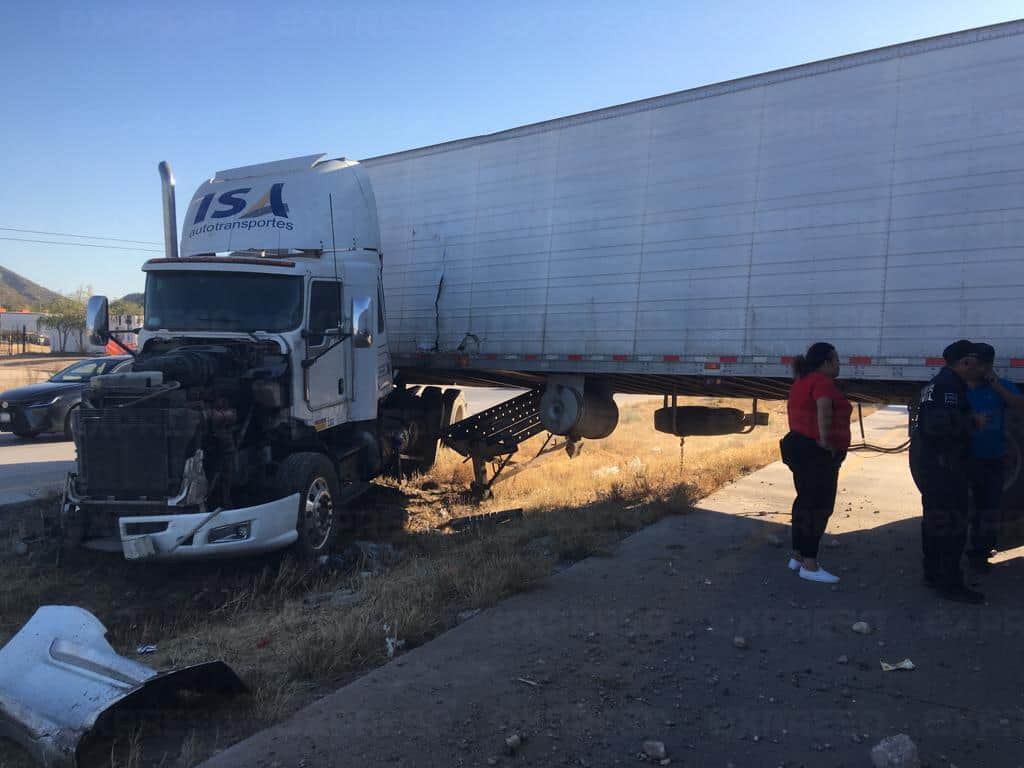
[0,0,1020,299]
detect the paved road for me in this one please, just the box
[0,433,73,506]
[202,406,1024,768]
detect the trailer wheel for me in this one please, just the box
[441,388,467,431]
[279,452,342,558]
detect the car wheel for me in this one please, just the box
[64,405,79,442]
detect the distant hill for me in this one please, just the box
[120,292,144,305]
[0,265,60,310]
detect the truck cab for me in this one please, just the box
[64,155,442,561]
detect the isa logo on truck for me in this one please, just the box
[188,183,294,237]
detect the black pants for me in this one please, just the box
[781,432,844,558]
[968,457,1003,561]
[911,446,969,588]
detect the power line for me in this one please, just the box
[0,226,162,246]
[0,236,162,253]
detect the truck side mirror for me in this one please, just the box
[86,296,110,346]
[352,296,373,349]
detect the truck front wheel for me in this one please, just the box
[279,452,342,558]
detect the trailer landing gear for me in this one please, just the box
[445,390,581,500]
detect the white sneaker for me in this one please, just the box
[799,566,840,584]
[787,557,802,572]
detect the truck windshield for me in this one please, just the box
[144,271,303,332]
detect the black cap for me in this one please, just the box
[943,339,977,364]
[974,342,995,364]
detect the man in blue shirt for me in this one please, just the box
[967,343,1024,572]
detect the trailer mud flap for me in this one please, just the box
[0,606,246,767]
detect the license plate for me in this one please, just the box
[0,413,10,423]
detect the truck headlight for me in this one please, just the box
[207,521,252,544]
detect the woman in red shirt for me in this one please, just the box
[780,342,852,583]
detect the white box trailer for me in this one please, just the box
[363,19,1024,399]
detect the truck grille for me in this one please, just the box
[77,408,202,499]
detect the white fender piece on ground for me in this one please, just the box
[0,605,246,767]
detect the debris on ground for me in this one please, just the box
[732,636,748,649]
[384,623,405,659]
[852,621,872,635]
[135,644,158,655]
[766,533,784,547]
[837,654,850,664]
[305,587,363,609]
[0,605,245,768]
[880,659,915,672]
[870,734,921,768]
[504,733,522,754]
[642,740,667,760]
[442,508,524,533]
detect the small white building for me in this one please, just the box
[0,309,142,354]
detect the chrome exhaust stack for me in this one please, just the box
[158,161,179,259]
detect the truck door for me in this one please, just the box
[305,279,348,413]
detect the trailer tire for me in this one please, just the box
[405,386,443,475]
[279,452,342,559]
[441,388,467,437]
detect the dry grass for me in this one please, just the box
[0,395,792,767]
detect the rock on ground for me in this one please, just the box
[870,734,921,768]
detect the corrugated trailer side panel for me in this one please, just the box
[363,21,1024,383]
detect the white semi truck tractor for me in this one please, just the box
[66,19,1024,560]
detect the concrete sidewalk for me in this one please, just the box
[203,407,1024,768]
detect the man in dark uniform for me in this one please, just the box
[910,339,985,603]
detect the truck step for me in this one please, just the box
[444,390,544,459]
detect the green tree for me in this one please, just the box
[43,290,90,352]
[110,299,143,318]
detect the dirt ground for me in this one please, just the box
[0,354,87,391]
[202,408,1024,768]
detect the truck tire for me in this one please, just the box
[279,452,342,559]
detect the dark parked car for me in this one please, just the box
[0,356,132,440]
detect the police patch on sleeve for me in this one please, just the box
[944,391,958,406]
[920,383,934,403]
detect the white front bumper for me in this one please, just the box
[118,494,301,560]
